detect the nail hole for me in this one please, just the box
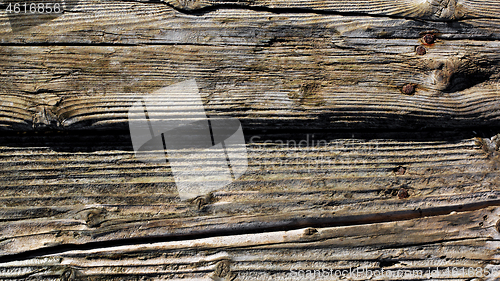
[213,260,231,278]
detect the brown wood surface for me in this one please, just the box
[0,0,499,279]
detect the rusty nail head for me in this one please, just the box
[422,34,435,45]
[415,45,426,55]
[398,188,409,199]
[402,84,416,95]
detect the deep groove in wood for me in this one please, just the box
[0,197,499,263]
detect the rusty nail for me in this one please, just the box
[402,84,416,95]
[422,34,435,45]
[415,45,426,55]
[398,188,409,199]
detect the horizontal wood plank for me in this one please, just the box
[0,133,498,256]
[162,0,500,22]
[1,3,500,44]
[0,207,498,279]
[0,40,499,131]
[0,0,499,279]
[0,2,498,132]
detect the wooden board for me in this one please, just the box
[1,43,499,131]
[0,1,499,131]
[0,0,499,279]
[0,207,499,279]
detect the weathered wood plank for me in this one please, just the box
[0,41,498,131]
[0,2,498,132]
[0,133,498,256]
[3,0,497,24]
[0,4,500,44]
[0,207,498,280]
[162,0,500,22]
[0,0,498,279]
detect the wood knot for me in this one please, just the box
[394,166,406,175]
[425,0,466,20]
[78,208,107,228]
[475,134,500,168]
[164,0,205,10]
[61,267,77,281]
[33,106,60,129]
[425,55,495,93]
[190,192,214,211]
[210,260,234,280]
[304,227,318,236]
[290,82,325,107]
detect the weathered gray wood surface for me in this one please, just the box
[1,1,500,131]
[0,0,499,279]
[1,207,499,279]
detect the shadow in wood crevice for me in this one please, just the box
[0,121,499,152]
[50,103,500,132]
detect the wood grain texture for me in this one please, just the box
[160,0,500,21]
[0,0,499,279]
[0,207,499,280]
[1,3,500,44]
[0,42,499,131]
[0,2,498,132]
[0,133,498,257]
